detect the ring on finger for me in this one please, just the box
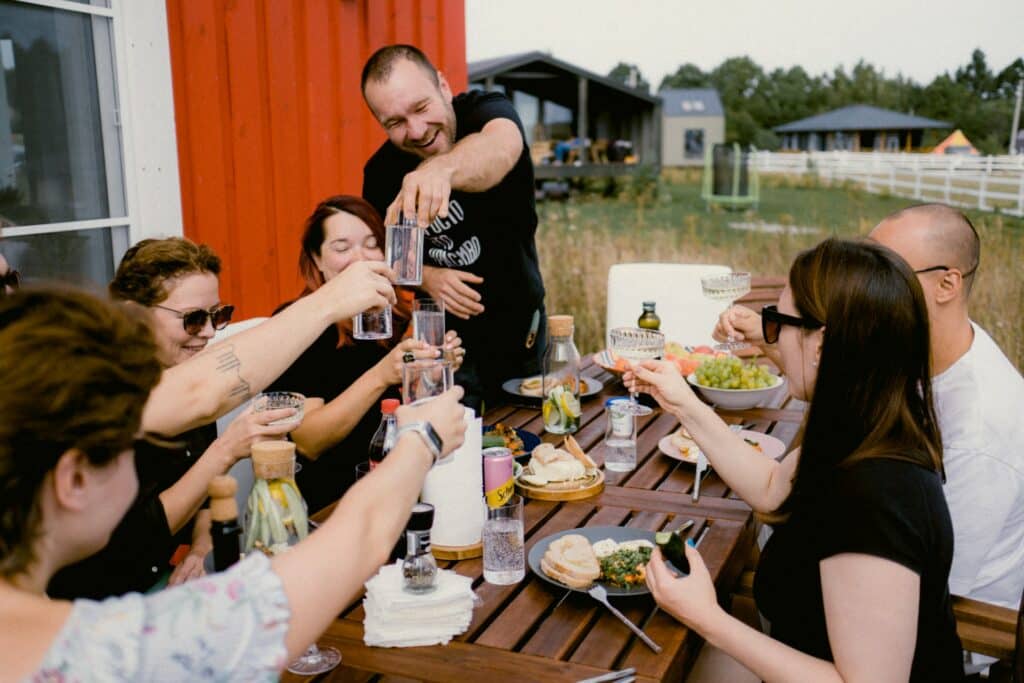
[402,352,415,363]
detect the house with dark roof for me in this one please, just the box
[659,88,725,166]
[468,52,661,178]
[775,105,950,152]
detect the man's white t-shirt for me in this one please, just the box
[933,322,1024,609]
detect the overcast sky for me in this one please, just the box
[466,0,1024,88]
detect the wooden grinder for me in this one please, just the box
[208,474,238,523]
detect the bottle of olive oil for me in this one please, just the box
[637,301,661,330]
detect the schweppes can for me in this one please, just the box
[483,447,514,509]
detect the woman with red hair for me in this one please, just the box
[268,195,464,512]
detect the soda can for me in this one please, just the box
[483,447,514,509]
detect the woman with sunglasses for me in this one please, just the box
[626,239,963,681]
[48,237,297,599]
[0,287,467,681]
[267,195,465,513]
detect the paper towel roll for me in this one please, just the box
[422,407,485,546]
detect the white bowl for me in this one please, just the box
[686,373,786,410]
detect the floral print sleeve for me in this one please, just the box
[30,554,291,683]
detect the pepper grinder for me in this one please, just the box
[402,502,437,593]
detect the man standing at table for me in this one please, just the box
[360,45,546,412]
[716,203,1024,618]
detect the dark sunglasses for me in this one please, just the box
[0,269,20,293]
[761,304,822,344]
[153,303,234,335]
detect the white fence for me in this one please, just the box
[750,151,1024,217]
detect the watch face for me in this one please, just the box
[422,423,444,456]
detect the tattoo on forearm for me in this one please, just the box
[215,344,251,399]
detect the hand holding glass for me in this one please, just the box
[385,216,424,285]
[701,272,751,351]
[609,327,665,416]
[402,358,454,405]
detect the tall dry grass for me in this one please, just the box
[536,172,1023,371]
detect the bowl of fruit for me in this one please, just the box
[687,357,786,410]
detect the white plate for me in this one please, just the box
[502,376,604,399]
[658,429,786,463]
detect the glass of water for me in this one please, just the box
[483,494,524,585]
[353,305,393,340]
[402,358,454,405]
[413,298,445,348]
[385,216,424,285]
[603,397,637,472]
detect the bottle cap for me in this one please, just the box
[643,301,656,308]
[381,398,400,414]
[251,440,296,479]
[406,502,435,531]
[604,396,631,408]
[548,315,574,337]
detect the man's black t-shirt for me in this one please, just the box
[362,90,546,407]
[266,306,403,513]
[48,423,216,599]
[755,458,964,681]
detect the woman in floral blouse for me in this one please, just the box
[0,287,467,681]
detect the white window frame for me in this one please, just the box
[1,0,183,273]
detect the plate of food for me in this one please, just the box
[482,423,540,459]
[515,436,604,501]
[595,343,727,377]
[658,427,787,463]
[502,376,603,399]
[528,526,657,596]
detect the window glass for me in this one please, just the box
[0,1,125,226]
[0,225,127,288]
[684,129,704,159]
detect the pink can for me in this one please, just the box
[483,447,514,509]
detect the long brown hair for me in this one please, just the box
[298,195,411,346]
[779,238,942,514]
[0,288,163,576]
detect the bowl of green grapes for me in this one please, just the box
[686,357,786,410]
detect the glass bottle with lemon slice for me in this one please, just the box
[541,314,582,434]
[244,440,309,556]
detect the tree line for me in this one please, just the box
[608,50,1023,155]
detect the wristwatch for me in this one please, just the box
[396,421,445,464]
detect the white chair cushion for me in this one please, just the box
[606,263,731,348]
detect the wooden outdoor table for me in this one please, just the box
[283,355,805,683]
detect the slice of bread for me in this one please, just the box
[532,442,561,466]
[563,435,597,468]
[541,534,600,588]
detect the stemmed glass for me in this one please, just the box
[701,272,752,351]
[609,327,665,416]
[283,476,341,675]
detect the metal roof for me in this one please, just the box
[774,104,950,133]
[468,51,661,105]
[659,88,724,117]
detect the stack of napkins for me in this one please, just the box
[363,562,477,647]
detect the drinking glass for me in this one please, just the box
[353,305,393,340]
[701,272,752,351]
[252,391,305,426]
[608,327,665,417]
[256,456,339,675]
[385,216,424,285]
[413,298,445,348]
[402,358,454,405]
[483,494,524,585]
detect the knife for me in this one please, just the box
[692,449,708,502]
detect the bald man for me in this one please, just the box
[715,204,1024,613]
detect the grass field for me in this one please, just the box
[535,169,1024,371]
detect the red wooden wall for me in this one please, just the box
[165,0,467,317]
